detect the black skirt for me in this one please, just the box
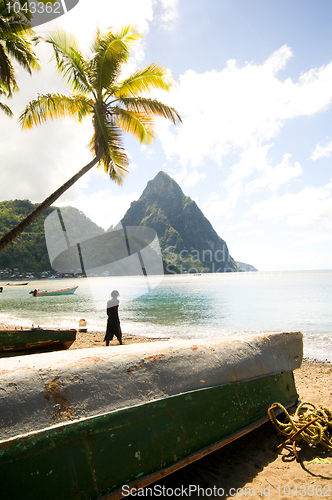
[104,317,122,342]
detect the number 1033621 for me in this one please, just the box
[6,2,61,14]
[276,485,330,496]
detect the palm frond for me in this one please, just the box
[114,25,142,49]
[0,44,16,90]
[91,26,141,93]
[19,93,93,129]
[113,107,154,144]
[0,100,13,116]
[113,63,172,97]
[116,96,182,125]
[0,0,32,21]
[45,30,90,94]
[5,38,40,74]
[90,113,128,182]
[0,9,39,92]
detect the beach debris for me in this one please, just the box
[268,401,332,461]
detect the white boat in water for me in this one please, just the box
[29,286,78,297]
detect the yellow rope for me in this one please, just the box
[268,402,332,453]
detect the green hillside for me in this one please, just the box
[0,201,103,278]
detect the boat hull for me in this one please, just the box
[0,328,76,355]
[0,333,302,499]
[0,370,297,500]
[31,286,78,296]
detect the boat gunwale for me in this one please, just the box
[0,328,77,334]
[0,369,297,446]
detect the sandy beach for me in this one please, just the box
[1,327,331,498]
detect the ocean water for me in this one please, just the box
[1,270,332,361]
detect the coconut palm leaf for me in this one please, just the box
[117,96,182,124]
[5,38,39,74]
[0,99,13,116]
[45,30,90,94]
[0,82,13,116]
[89,117,129,179]
[19,93,93,128]
[113,107,155,144]
[114,63,171,97]
[0,43,15,91]
[0,3,39,97]
[92,26,141,92]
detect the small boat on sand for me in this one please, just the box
[29,286,78,296]
[0,331,302,499]
[7,282,29,286]
[0,328,76,355]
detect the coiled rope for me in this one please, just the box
[268,402,332,460]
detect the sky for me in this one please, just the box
[1,0,332,271]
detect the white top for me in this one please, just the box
[107,297,119,308]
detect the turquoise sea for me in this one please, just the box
[1,270,332,361]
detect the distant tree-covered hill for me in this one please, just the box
[0,201,104,276]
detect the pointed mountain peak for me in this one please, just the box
[121,171,239,273]
[142,171,184,200]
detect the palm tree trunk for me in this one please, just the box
[0,153,102,252]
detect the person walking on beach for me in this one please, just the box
[104,290,122,346]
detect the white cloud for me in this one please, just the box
[159,45,332,168]
[222,146,302,194]
[203,183,242,221]
[59,187,139,230]
[171,167,206,187]
[158,0,179,28]
[39,0,155,42]
[247,182,332,228]
[38,0,178,45]
[172,168,206,187]
[199,147,303,223]
[244,153,302,193]
[237,220,252,229]
[223,146,272,188]
[310,139,332,160]
[0,113,93,202]
[291,231,332,247]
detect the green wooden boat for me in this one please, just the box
[0,327,76,355]
[0,332,302,499]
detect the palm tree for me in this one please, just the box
[0,1,40,114]
[0,26,181,252]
